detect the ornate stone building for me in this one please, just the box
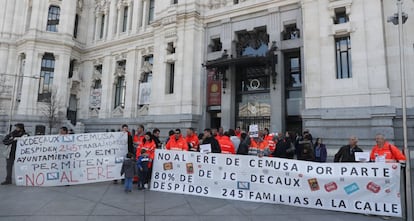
[0,0,413,150]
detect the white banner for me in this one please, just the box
[138,82,151,105]
[14,132,128,186]
[151,150,402,217]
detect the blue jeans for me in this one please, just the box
[124,177,133,191]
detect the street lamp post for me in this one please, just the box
[387,1,412,220]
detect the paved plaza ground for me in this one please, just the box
[0,158,412,221]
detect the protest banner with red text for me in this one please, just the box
[14,132,128,186]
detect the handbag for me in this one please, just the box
[2,145,11,159]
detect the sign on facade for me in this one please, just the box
[90,89,102,109]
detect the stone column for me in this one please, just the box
[1,0,16,38]
[54,53,71,115]
[268,11,283,132]
[123,49,137,117]
[61,0,76,35]
[29,0,41,30]
[220,20,233,128]
[94,14,100,41]
[78,61,93,119]
[103,10,109,39]
[116,5,122,36]
[132,0,140,32]
[141,0,148,30]
[99,55,113,118]
[17,50,37,115]
[127,2,133,32]
[107,0,117,39]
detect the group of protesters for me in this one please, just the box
[113,124,407,192]
[1,123,406,190]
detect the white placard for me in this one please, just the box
[199,144,211,154]
[14,132,128,186]
[151,150,402,217]
[249,125,259,138]
[354,152,370,162]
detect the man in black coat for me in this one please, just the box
[202,128,221,153]
[2,123,29,185]
[272,132,290,159]
[334,136,363,162]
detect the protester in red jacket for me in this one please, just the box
[166,129,188,151]
[370,133,406,162]
[186,127,199,151]
[219,132,236,154]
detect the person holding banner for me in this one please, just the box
[202,128,221,153]
[369,133,406,163]
[186,128,200,152]
[2,123,28,185]
[166,129,188,151]
[334,136,363,162]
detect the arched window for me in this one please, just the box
[38,53,55,102]
[114,76,126,108]
[47,5,60,32]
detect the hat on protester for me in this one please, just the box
[14,123,25,130]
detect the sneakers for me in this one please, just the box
[1,180,11,185]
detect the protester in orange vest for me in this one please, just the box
[370,133,406,163]
[264,128,275,153]
[136,132,156,161]
[133,124,145,150]
[186,127,199,151]
[248,135,259,156]
[166,128,188,151]
[218,132,236,154]
[257,131,270,156]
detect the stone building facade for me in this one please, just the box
[0,0,413,150]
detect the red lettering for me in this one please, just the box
[86,167,96,180]
[60,171,70,183]
[106,165,115,179]
[25,174,35,186]
[97,166,104,179]
[26,173,44,186]
[69,171,79,183]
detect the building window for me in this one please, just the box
[209,38,222,52]
[38,53,55,102]
[335,36,352,79]
[114,76,126,108]
[282,23,300,40]
[236,27,269,57]
[100,14,105,39]
[334,7,348,24]
[122,6,128,32]
[144,55,154,65]
[148,0,155,24]
[166,63,175,94]
[172,0,178,4]
[46,5,60,32]
[167,42,175,54]
[73,14,79,38]
[93,79,102,89]
[234,0,239,4]
[69,59,75,78]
